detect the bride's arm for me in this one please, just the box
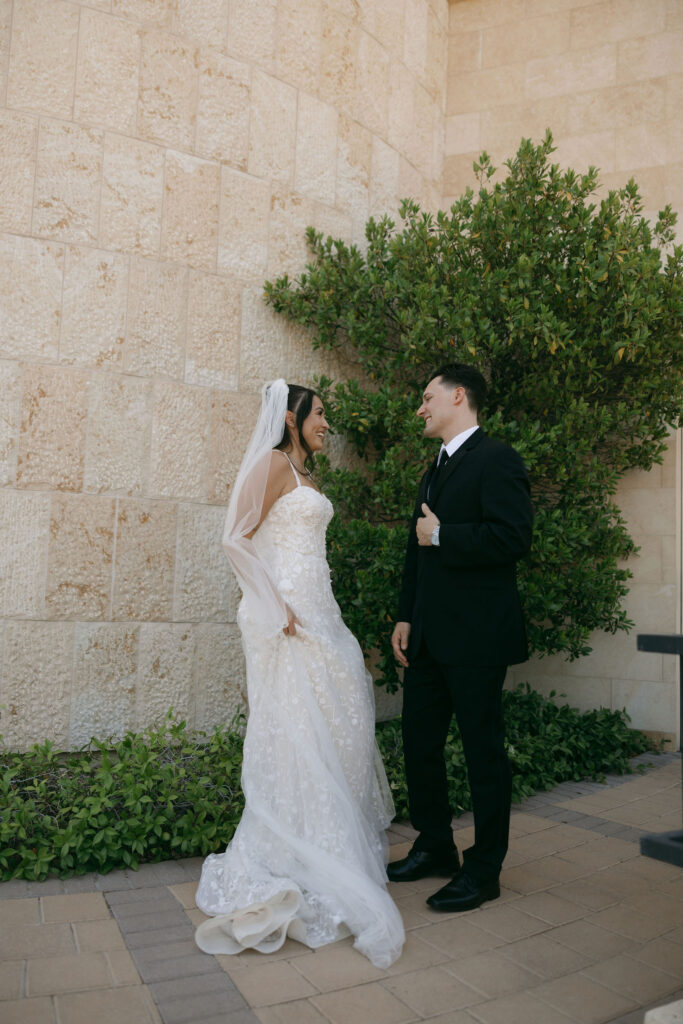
[244,453,291,538]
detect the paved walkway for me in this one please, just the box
[1,753,682,1024]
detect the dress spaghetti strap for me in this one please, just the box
[278,450,302,487]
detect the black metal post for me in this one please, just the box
[636,633,683,866]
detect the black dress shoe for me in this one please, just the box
[426,872,500,912]
[387,848,460,882]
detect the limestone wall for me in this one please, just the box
[446,0,683,744]
[0,0,448,749]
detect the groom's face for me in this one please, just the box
[417,376,457,441]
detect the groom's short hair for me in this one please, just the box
[429,363,487,413]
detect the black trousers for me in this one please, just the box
[402,640,511,884]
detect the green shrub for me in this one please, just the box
[1,691,656,881]
[0,714,244,882]
[264,132,683,690]
[376,684,655,820]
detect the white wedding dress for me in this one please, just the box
[195,460,405,969]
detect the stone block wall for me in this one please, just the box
[446,0,682,744]
[0,0,448,749]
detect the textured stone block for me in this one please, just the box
[479,97,571,157]
[228,0,277,69]
[185,270,241,389]
[336,116,371,224]
[267,194,352,300]
[0,111,38,234]
[0,489,49,616]
[174,0,228,45]
[100,132,164,257]
[60,246,128,369]
[388,63,416,154]
[355,30,390,137]
[0,0,10,107]
[374,0,406,61]
[0,234,63,361]
[553,131,616,176]
[217,167,270,280]
[616,123,668,170]
[112,0,174,28]
[426,4,448,101]
[160,150,219,271]
[0,361,21,486]
[448,65,526,115]
[320,8,358,118]
[46,494,116,620]
[526,44,617,101]
[17,364,88,491]
[136,624,197,726]
[194,624,246,732]
[7,0,79,118]
[482,13,569,69]
[84,373,152,495]
[399,154,424,203]
[446,113,481,156]
[449,0,525,32]
[138,30,199,149]
[411,81,437,179]
[571,0,665,51]
[624,582,678,634]
[239,282,348,392]
[196,52,250,168]
[294,93,338,205]
[69,624,139,747]
[448,29,483,75]
[612,679,676,733]
[208,389,259,503]
[74,9,141,133]
[149,381,210,500]
[369,136,400,219]
[174,503,237,622]
[276,0,322,93]
[125,257,188,379]
[33,119,103,244]
[617,18,683,80]
[622,485,675,536]
[113,500,176,620]
[248,70,297,186]
[0,621,74,749]
[568,80,666,135]
[403,0,429,80]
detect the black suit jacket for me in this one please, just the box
[397,429,533,668]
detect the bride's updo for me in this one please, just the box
[275,384,317,471]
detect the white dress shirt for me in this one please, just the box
[431,426,479,547]
[438,424,480,464]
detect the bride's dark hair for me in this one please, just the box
[275,384,317,472]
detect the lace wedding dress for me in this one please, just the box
[195,460,405,969]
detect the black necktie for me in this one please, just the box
[437,449,450,471]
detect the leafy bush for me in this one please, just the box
[377,684,655,820]
[1,691,656,881]
[0,714,244,882]
[264,132,683,690]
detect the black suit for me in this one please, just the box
[397,428,533,883]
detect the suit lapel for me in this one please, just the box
[430,429,484,504]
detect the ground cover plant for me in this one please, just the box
[1,689,654,881]
[265,132,683,690]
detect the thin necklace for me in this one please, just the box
[285,451,313,478]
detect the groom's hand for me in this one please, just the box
[416,503,439,546]
[392,622,411,668]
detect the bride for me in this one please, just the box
[194,379,405,969]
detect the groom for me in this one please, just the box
[389,363,533,912]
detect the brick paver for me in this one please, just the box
[1,752,681,1024]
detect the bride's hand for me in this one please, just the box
[283,605,301,636]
